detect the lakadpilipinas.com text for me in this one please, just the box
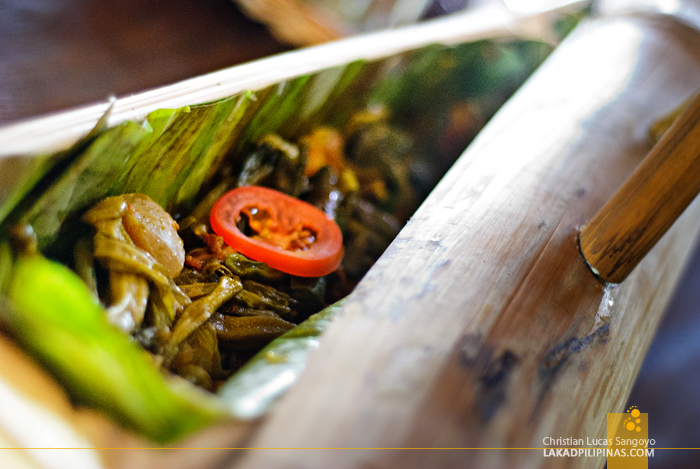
[542,437,655,458]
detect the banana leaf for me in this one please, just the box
[0,106,112,224]
[3,253,225,444]
[0,37,552,443]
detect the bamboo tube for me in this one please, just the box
[580,91,700,283]
[0,7,699,469]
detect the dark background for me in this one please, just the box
[0,0,289,124]
[1,1,697,467]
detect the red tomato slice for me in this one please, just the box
[210,186,344,277]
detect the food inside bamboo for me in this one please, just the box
[0,37,553,443]
[75,112,421,392]
[3,110,450,442]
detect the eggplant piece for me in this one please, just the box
[82,193,185,278]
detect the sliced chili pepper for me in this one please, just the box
[210,186,343,277]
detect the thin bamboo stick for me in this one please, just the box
[580,90,700,283]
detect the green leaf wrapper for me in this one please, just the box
[5,254,225,443]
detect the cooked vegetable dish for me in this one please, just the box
[10,110,422,394]
[0,37,555,443]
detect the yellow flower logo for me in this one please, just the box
[623,406,642,432]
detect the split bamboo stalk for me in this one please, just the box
[580,91,700,283]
